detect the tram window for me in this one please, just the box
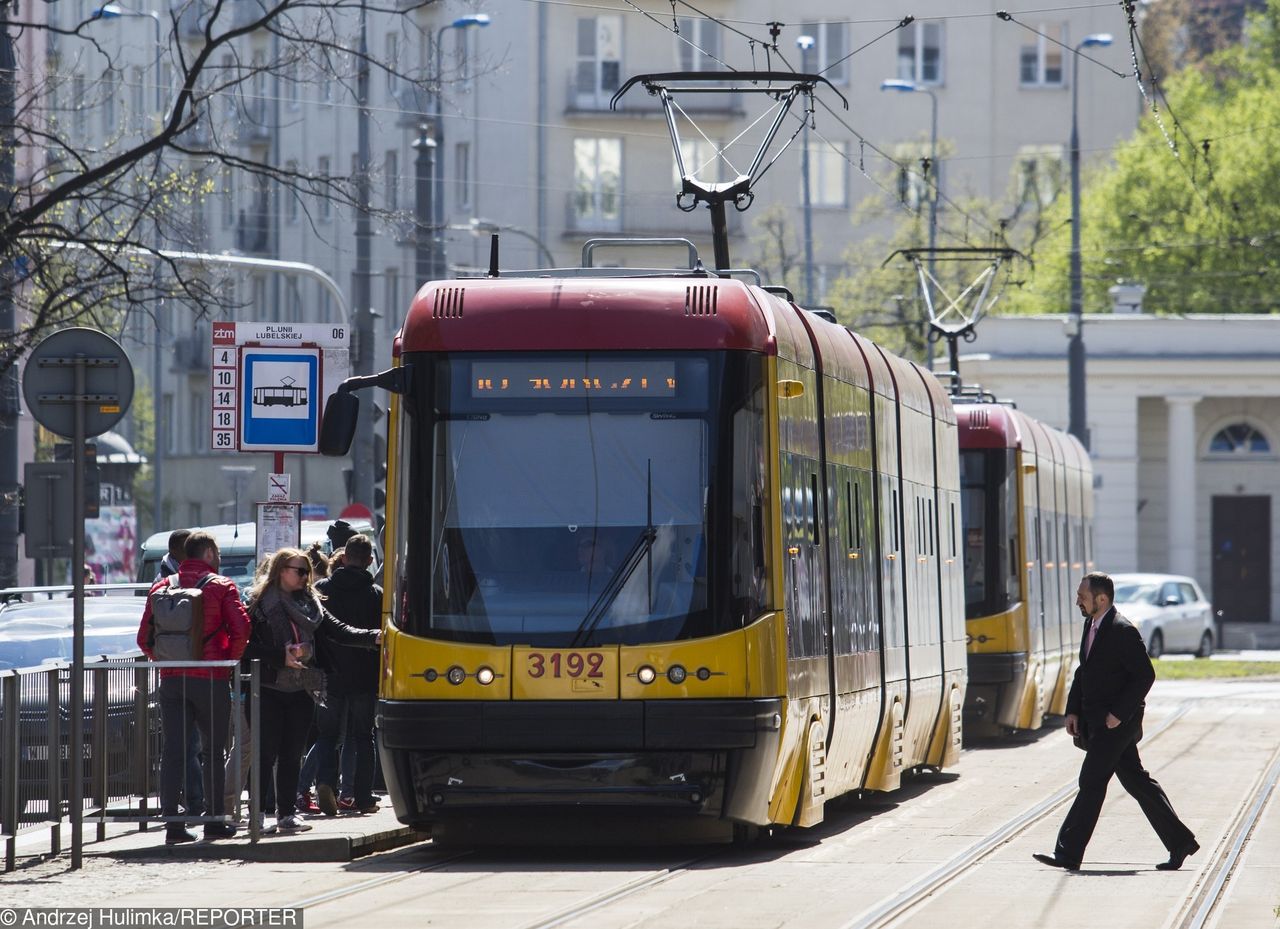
[854,481,863,549]
[845,480,853,549]
[949,502,956,558]
[811,473,820,545]
[891,489,899,551]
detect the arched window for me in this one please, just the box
[1208,423,1271,455]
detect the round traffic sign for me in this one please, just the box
[22,328,135,438]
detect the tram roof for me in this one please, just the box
[956,401,1088,467]
[400,277,778,355]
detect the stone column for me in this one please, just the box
[1166,395,1201,577]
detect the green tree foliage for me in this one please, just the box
[1003,1,1280,316]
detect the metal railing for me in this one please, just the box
[0,656,263,869]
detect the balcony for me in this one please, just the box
[563,190,742,240]
[173,0,213,39]
[170,322,211,373]
[393,84,431,128]
[565,70,743,119]
[236,104,271,146]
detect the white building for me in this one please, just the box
[955,312,1280,645]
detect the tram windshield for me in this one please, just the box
[960,448,1021,620]
[396,351,767,647]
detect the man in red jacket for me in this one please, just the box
[137,530,250,845]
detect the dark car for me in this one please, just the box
[0,588,152,827]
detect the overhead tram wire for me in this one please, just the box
[620,1,1003,243]
[512,0,1121,30]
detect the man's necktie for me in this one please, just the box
[1083,619,1099,660]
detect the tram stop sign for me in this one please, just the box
[22,328,134,438]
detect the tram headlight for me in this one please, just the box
[637,666,657,685]
[667,664,687,685]
[476,667,495,685]
[446,666,467,685]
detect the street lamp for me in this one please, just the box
[797,35,815,306]
[1068,33,1112,451]
[881,77,939,369]
[467,218,556,268]
[432,13,491,281]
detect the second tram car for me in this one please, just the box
[957,400,1093,734]
[341,274,968,838]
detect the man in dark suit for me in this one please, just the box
[1034,571,1199,872]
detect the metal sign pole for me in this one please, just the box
[70,357,85,869]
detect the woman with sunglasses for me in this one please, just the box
[242,547,380,834]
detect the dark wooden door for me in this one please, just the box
[1212,496,1271,623]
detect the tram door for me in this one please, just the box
[1212,495,1271,623]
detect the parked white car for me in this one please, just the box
[1111,573,1215,659]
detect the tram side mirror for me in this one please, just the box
[319,390,360,456]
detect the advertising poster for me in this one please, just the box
[85,504,138,583]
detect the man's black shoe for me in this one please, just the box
[203,822,238,840]
[1156,839,1199,871]
[1032,852,1080,871]
[165,826,198,846]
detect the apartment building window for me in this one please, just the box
[573,137,621,230]
[455,142,470,210]
[318,156,331,221]
[190,390,206,454]
[285,160,299,223]
[674,138,722,185]
[454,28,474,91]
[162,394,175,455]
[897,20,942,84]
[101,69,116,134]
[384,150,399,211]
[283,61,299,111]
[1015,144,1064,207]
[800,22,848,85]
[1020,24,1065,86]
[222,166,235,227]
[284,275,302,322]
[73,73,87,139]
[384,270,400,336]
[221,55,237,123]
[575,15,621,105]
[676,17,721,71]
[801,141,848,208]
[385,32,400,94]
[131,66,145,130]
[251,274,267,316]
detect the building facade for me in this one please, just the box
[956,313,1280,641]
[41,0,1140,535]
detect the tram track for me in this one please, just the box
[285,844,473,910]
[285,838,722,928]
[838,701,1196,929]
[1170,739,1280,929]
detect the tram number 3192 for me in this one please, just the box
[526,651,606,679]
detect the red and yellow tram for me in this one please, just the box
[328,273,968,838]
[956,402,1093,734]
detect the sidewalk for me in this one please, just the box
[14,802,427,865]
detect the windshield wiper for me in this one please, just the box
[571,461,655,648]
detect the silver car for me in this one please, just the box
[1111,573,1215,659]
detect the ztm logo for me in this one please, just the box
[213,324,236,342]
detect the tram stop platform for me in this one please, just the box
[20,800,427,865]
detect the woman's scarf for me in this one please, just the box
[253,583,327,703]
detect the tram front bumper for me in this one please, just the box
[376,698,783,821]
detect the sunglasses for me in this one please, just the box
[286,564,311,576]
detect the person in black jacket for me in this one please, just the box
[312,534,382,815]
[241,547,379,834]
[1034,571,1198,872]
